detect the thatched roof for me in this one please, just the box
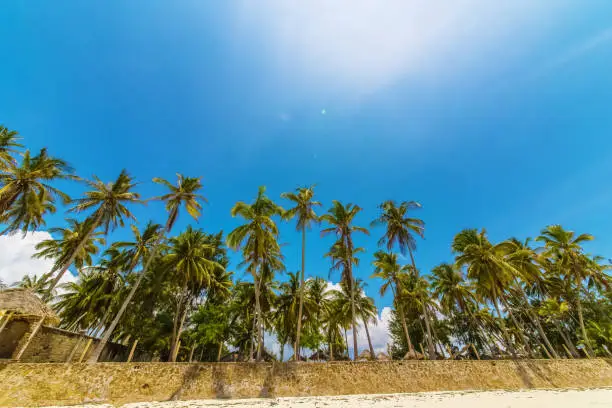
[404,350,425,360]
[0,288,59,326]
[376,352,391,361]
[358,350,373,360]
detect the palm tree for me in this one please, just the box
[501,238,560,358]
[227,186,283,361]
[536,225,600,352]
[0,148,74,235]
[321,200,368,360]
[46,170,141,294]
[13,273,54,296]
[163,227,225,361]
[355,281,378,359]
[281,185,321,360]
[371,200,435,358]
[371,251,415,353]
[0,125,22,171]
[34,218,105,300]
[274,271,301,360]
[452,229,531,357]
[88,174,205,362]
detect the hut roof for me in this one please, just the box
[0,288,59,326]
[358,350,373,360]
[376,352,391,361]
[404,350,425,360]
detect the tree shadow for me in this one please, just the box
[212,364,231,399]
[168,364,202,401]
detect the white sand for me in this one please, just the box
[41,388,612,408]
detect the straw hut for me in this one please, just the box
[376,352,391,361]
[404,350,425,360]
[358,350,374,361]
[0,288,59,326]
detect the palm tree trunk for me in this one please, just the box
[349,276,358,361]
[492,297,516,357]
[514,280,559,358]
[393,284,414,353]
[295,227,306,361]
[189,345,196,363]
[363,317,376,360]
[407,248,435,359]
[88,232,165,363]
[329,338,334,361]
[500,295,535,358]
[555,321,579,358]
[47,212,104,298]
[576,296,593,354]
[252,269,264,362]
[169,299,189,362]
[217,341,223,362]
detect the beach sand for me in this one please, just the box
[38,388,612,408]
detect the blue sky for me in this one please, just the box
[1,1,612,322]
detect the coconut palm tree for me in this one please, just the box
[34,218,105,300]
[274,271,301,360]
[321,201,368,360]
[371,200,435,358]
[536,225,600,352]
[501,238,560,358]
[354,281,378,359]
[0,125,22,171]
[13,272,54,296]
[227,186,283,361]
[163,227,225,361]
[0,148,74,235]
[371,251,415,353]
[47,170,141,294]
[452,229,533,357]
[281,185,321,360]
[86,222,162,362]
[88,174,205,362]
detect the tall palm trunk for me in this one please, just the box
[347,239,358,361]
[408,248,435,359]
[500,294,535,357]
[575,296,593,355]
[514,280,559,358]
[393,282,415,353]
[492,294,516,357]
[363,317,376,359]
[169,294,190,362]
[252,268,264,361]
[47,212,104,298]
[555,321,579,358]
[88,230,166,363]
[295,227,306,360]
[217,341,223,362]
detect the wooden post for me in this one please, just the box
[471,344,481,360]
[0,311,13,336]
[189,345,196,363]
[419,343,427,360]
[445,344,454,360]
[127,339,139,362]
[66,336,84,363]
[14,317,44,361]
[562,344,574,359]
[79,338,93,363]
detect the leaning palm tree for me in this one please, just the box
[46,170,141,294]
[87,174,205,362]
[0,125,23,171]
[0,148,74,235]
[163,227,225,362]
[536,225,600,352]
[321,200,368,360]
[354,281,378,359]
[371,251,415,353]
[34,218,105,300]
[452,229,531,357]
[227,186,283,361]
[281,185,321,360]
[371,200,435,358]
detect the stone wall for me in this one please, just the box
[1,359,612,406]
[0,318,132,363]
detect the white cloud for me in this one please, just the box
[235,1,565,93]
[0,231,76,288]
[348,306,393,357]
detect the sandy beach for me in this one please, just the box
[37,389,612,408]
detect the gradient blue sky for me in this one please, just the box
[1,2,612,316]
